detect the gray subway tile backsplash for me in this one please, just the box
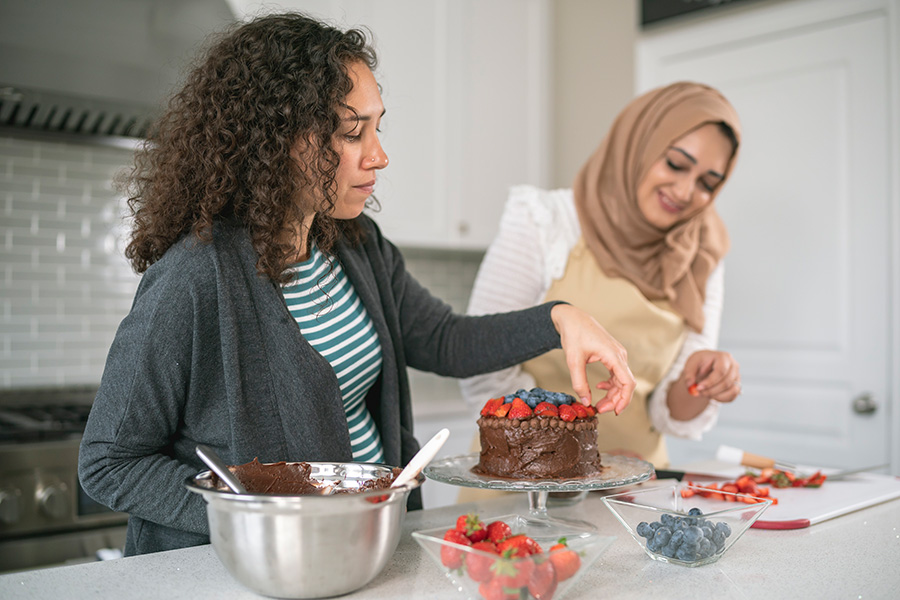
[1,134,484,389]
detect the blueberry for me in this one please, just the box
[503,394,515,404]
[647,536,661,552]
[712,529,726,550]
[653,527,672,546]
[699,538,713,558]
[649,521,662,531]
[716,521,732,538]
[688,507,703,516]
[637,522,653,538]
[683,526,703,545]
[660,513,675,527]
[669,529,684,548]
[676,545,699,562]
[701,526,713,540]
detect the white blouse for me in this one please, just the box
[460,185,723,441]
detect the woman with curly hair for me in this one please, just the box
[78,12,635,555]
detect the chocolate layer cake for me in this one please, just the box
[473,389,603,480]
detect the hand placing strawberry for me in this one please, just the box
[548,538,581,582]
[441,528,472,569]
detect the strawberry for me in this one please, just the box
[549,538,581,582]
[486,520,512,544]
[456,513,487,542]
[465,540,499,582]
[558,404,577,422]
[478,578,519,600]
[481,397,504,417]
[491,552,534,589]
[493,402,511,418]
[507,397,533,420]
[528,556,558,600]
[570,402,589,418]
[441,528,472,569]
[534,402,559,417]
[583,404,597,417]
[497,534,542,557]
[688,383,700,397]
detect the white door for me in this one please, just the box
[637,0,894,470]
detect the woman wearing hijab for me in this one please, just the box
[460,82,742,467]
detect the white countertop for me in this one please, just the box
[2,480,899,599]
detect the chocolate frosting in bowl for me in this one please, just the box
[209,458,401,495]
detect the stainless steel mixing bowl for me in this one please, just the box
[186,461,421,599]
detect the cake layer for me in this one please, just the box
[474,415,602,480]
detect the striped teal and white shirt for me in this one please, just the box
[281,241,385,463]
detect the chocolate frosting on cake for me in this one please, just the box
[474,416,602,479]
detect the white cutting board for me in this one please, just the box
[670,460,900,530]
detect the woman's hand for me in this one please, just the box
[550,304,635,415]
[683,350,741,403]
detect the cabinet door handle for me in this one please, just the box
[851,392,877,415]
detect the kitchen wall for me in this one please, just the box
[0,134,485,390]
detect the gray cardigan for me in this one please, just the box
[79,216,562,555]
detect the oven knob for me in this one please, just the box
[37,484,70,520]
[0,489,21,525]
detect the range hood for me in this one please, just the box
[0,0,237,140]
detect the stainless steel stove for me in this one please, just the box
[0,387,127,573]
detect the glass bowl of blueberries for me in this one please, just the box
[601,483,773,567]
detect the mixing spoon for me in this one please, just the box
[391,428,449,489]
[196,444,247,494]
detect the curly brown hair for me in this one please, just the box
[120,12,377,282]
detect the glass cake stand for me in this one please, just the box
[424,452,654,528]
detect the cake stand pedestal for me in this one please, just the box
[424,453,654,529]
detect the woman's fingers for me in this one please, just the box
[552,304,636,413]
[690,351,741,402]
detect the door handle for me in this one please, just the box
[852,392,877,415]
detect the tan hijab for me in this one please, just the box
[573,82,741,332]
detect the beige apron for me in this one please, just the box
[456,238,685,504]
[523,237,686,467]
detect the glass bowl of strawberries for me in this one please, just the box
[601,483,772,567]
[412,513,615,600]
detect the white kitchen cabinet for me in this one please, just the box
[227,0,552,249]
